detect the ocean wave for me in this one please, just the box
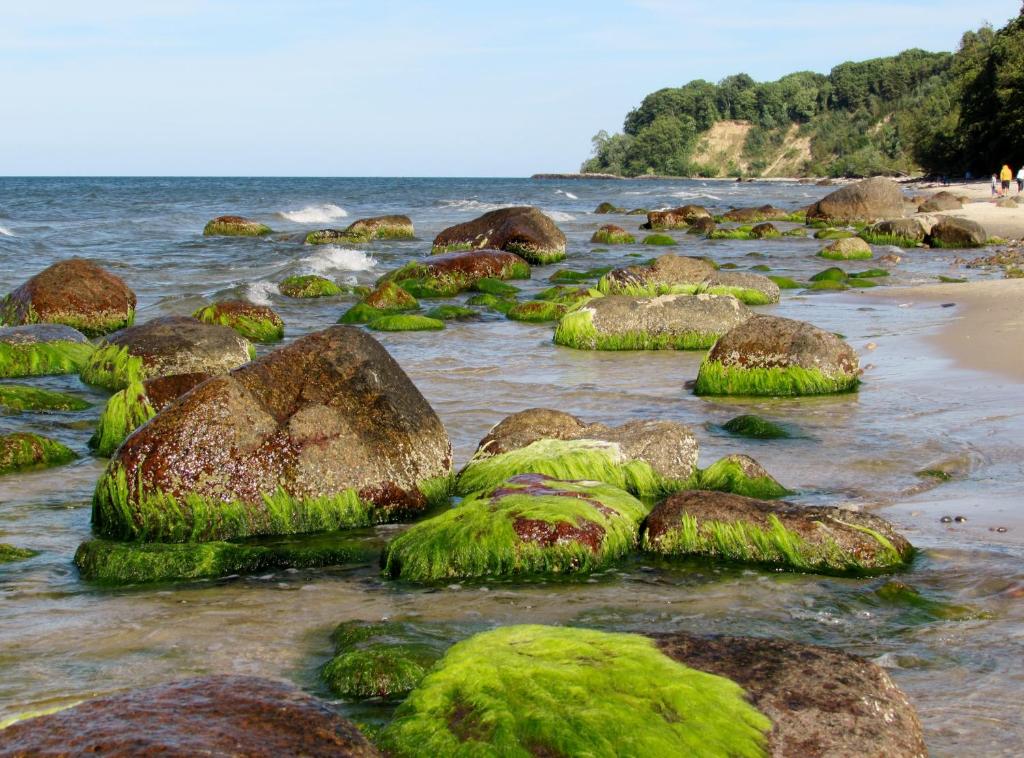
[545,210,575,222]
[438,199,505,213]
[555,189,578,200]
[670,190,721,201]
[278,203,348,224]
[246,280,278,306]
[301,246,377,275]
[0,225,13,236]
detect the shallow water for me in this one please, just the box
[1,178,1022,754]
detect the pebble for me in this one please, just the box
[941,302,956,308]
[954,516,967,523]
[865,342,877,350]
[990,526,1009,533]
[940,516,953,523]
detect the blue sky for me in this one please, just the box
[1,0,1019,176]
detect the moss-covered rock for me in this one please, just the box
[472,276,521,296]
[590,224,635,244]
[425,305,477,321]
[368,314,445,332]
[339,282,420,324]
[695,454,789,498]
[0,543,38,563]
[814,228,855,240]
[466,293,516,315]
[643,205,712,230]
[599,255,778,305]
[810,266,848,282]
[722,415,791,440]
[849,268,890,279]
[0,384,91,412]
[378,625,771,757]
[192,300,284,342]
[533,285,592,309]
[594,202,624,214]
[687,217,717,235]
[278,275,344,298]
[0,325,95,378]
[307,215,414,244]
[549,266,611,283]
[819,237,873,260]
[0,432,76,475]
[642,233,677,246]
[382,250,529,297]
[203,215,272,236]
[506,301,567,323]
[766,275,803,289]
[807,280,849,291]
[642,490,913,574]
[861,218,927,247]
[0,258,136,337]
[927,217,988,248]
[695,315,860,397]
[432,207,566,265]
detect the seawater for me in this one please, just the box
[0,177,1022,754]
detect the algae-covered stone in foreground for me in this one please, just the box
[0,258,137,337]
[432,206,567,265]
[0,324,95,378]
[695,314,860,397]
[642,490,913,573]
[0,432,76,476]
[383,474,648,582]
[378,625,771,757]
[92,326,452,542]
[599,254,779,305]
[202,215,272,236]
[0,676,379,756]
[653,633,927,757]
[192,299,284,342]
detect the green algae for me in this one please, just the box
[549,266,612,283]
[750,264,771,272]
[766,275,803,289]
[278,275,343,298]
[506,301,567,323]
[368,315,445,332]
[0,543,38,563]
[708,226,778,241]
[466,294,516,315]
[202,219,272,236]
[809,267,848,282]
[695,456,790,499]
[870,581,989,622]
[74,533,378,584]
[79,343,144,391]
[0,340,95,378]
[590,228,636,244]
[385,261,529,299]
[0,384,91,413]
[383,478,649,582]
[192,304,284,342]
[534,285,592,307]
[818,247,873,261]
[781,227,808,237]
[847,278,879,288]
[807,280,849,291]
[0,432,77,476]
[472,277,521,296]
[425,305,477,321]
[595,276,771,306]
[849,268,890,278]
[859,231,920,247]
[642,234,677,246]
[553,308,720,351]
[0,300,135,339]
[938,275,967,283]
[694,360,860,397]
[378,625,770,758]
[88,381,157,457]
[504,244,566,266]
[722,415,791,440]
[339,303,395,324]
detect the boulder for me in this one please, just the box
[687,217,717,235]
[995,197,1017,209]
[192,300,284,342]
[701,271,781,304]
[643,205,712,229]
[863,218,927,245]
[723,205,789,223]
[91,326,452,543]
[598,255,778,305]
[806,177,905,224]
[642,489,913,573]
[381,249,530,297]
[0,324,94,378]
[594,202,623,214]
[590,223,635,244]
[80,315,253,391]
[750,222,780,238]
[695,314,860,396]
[279,274,344,298]
[653,633,927,757]
[308,215,414,244]
[202,215,272,236]
[722,414,790,439]
[432,206,566,265]
[382,474,648,581]
[554,293,751,351]
[0,676,378,756]
[927,216,988,248]
[0,258,137,337]
[819,237,873,260]
[340,281,420,324]
[918,191,963,212]
[0,432,76,476]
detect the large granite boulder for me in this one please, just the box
[92,326,452,542]
[0,324,94,377]
[918,191,963,212]
[653,633,927,757]
[432,206,567,264]
[926,216,988,248]
[642,490,912,573]
[0,258,137,337]
[806,177,905,224]
[381,249,530,297]
[554,293,751,351]
[0,676,379,756]
[80,315,254,391]
[695,315,860,396]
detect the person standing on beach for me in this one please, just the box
[992,173,1000,196]
[1000,164,1012,195]
[1017,166,1024,193]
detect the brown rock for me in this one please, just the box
[345,214,414,238]
[705,314,859,375]
[383,249,530,290]
[432,207,566,264]
[868,218,927,243]
[602,254,717,291]
[806,177,905,223]
[643,205,711,229]
[927,217,988,248]
[918,191,963,212]
[687,217,717,235]
[141,372,213,411]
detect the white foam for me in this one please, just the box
[0,225,13,237]
[439,199,504,213]
[278,203,348,224]
[670,190,721,201]
[555,189,578,200]
[301,246,377,275]
[246,280,278,306]
[545,210,575,222]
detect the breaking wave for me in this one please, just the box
[545,211,576,222]
[278,203,348,224]
[0,225,13,236]
[301,246,377,275]
[438,199,505,213]
[246,280,278,306]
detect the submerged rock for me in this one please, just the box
[0,543,38,563]
[927,216,988,248]
[695,315,860,397]
[0,432,76,476]
[80,316,253,391]
[202,215,272,236]
[381,249,530,297]
[554,293,750,351]
[0,258,137,337]
[722,414,791,439]
[367,314,445,332]
[590,223,635,244]
[278,274,344,298]
[506,300,567,323]
[307,214,414,244]
[0,384,90,413]
[594,202,624,214]
[806,177,905,224]
[0,324,95,378]
[642,490,912,573]
[192,300,284,342]
[0,676,379,756]
[91,326,452,543]
[819,237,873,260]
[432,206,567,264]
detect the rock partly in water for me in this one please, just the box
[642,490,912,573]
[307,215,414,244]
[202,215,272,236]
[642,233,677,246]
[381,249,530,297]
[192,300,284,342]
[861,218,928,246]
[594,202,624,214]
[0,432,76,476]
[553,293,750,351]
[279,274,344,298]
[599,255,778,305]
[819,237,873,260]
[722,414,791,439]
[643,205,712,229]
[695,315,860,397]
[432,206,567,265]
[80,316,253,391]
[506,300,568,323]
[0,543,38,563]
[0,324,95,378]
[339,281,421,324]
[806,177,905,224]
[695,454,790,499]
[0,384,91,413]
[590,224,635,244]
[0,259,137,337]
[367,314,445,332]
[0,676,379,756]
[926,216,988,248]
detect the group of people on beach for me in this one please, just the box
[993,164,1024,196]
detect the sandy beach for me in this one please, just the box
[905,179,1024,240]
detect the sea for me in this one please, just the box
[0,177,1021,754]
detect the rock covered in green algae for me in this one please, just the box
[722,414,791,439]
[0,324,95,378]
[806,177,906,224]
[91,326,452,543]
[306,214,414,244]
[0,258,137,337]
[642,233,677,246]
[460,408,699,498]
[652,632,927,758]
[926,216,989,248]
[466,293,516,315]
[202,215,272,236]
[192,299,284,342]
[506,300,567,323]
[425,305,477,321]
[80,315,253,391]
[380,249,530,297]
[378,625,771,757]
[89,372,212,457]
[695,314,860,397]
[0,384,91,412]
[590,223,635,244]
[553,292,750,351]
[599,254,779,305]
[432,206,567,265]
[0,676,380,756]
[819,237,873,260]
[321,620,451,699]
[339,281,420,324]
[814,227,856,240]
[696,454,789,499]
[861,218,927,246]
[0,432,76,476]
[642,205,712,229]
[383,474,649,582]
[278,274,344,298]
[367,314,445,332]
[641,490,913,573]
[594,201,623,214]
[0,543,38,563]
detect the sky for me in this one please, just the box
[1,0,1020,176]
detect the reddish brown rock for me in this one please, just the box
[432,207,566,264]
[918,191,963,213]
[643,205,712,229]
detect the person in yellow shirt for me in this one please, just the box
[1000,164,1013,195]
